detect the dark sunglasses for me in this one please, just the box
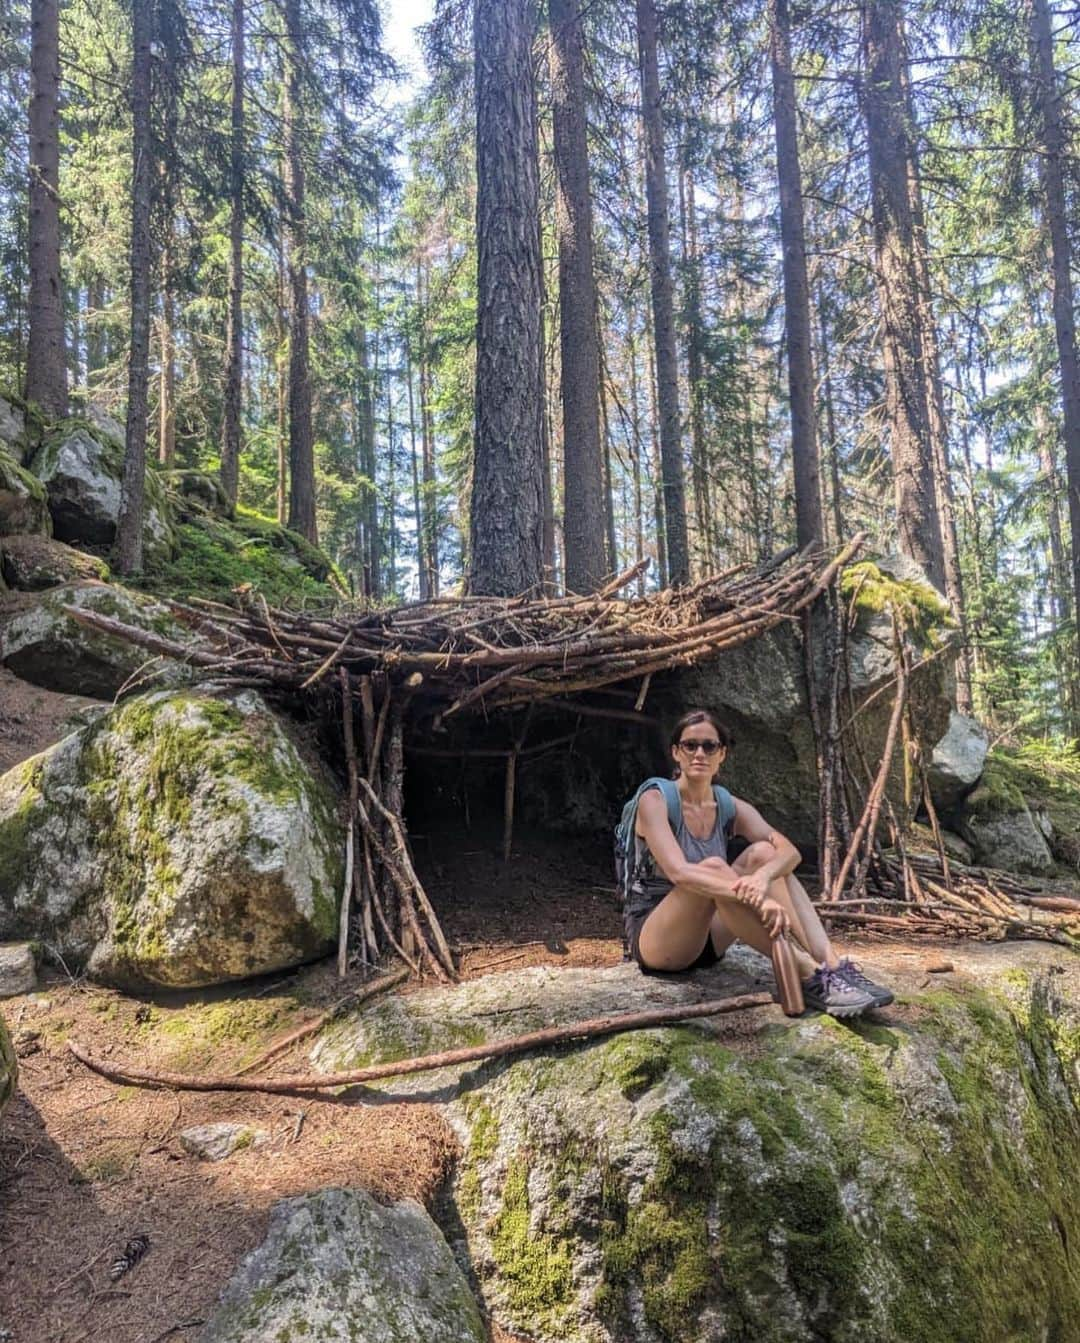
[677,738,722,756]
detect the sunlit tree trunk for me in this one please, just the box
[26,0,66,418]
[115,0,154,573]
[469,0,545,595]
[636,0,689,584]
[769,0,822,549]
[220,0,245,506]
[283,0,317,544]
[549,0,606,593]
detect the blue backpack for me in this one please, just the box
[613,776,737,907]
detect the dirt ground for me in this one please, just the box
[0,665,100,775]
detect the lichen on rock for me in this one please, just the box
[0,445,51,538]
[0,686,343,989]
[201,1186,487,1343]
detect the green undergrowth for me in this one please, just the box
[147,992,304,1070]
[140,508,338,608]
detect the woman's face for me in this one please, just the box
[672,722,727,781]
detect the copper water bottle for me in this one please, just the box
[771,933,805,1017]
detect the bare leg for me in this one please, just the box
[636,857,817,977]
[731,843,839,969]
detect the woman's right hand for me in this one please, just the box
[746,894,789,939]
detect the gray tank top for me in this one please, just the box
[625,798,730,920]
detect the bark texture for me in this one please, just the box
[469,0,545,597]
[220,0,245,506]
[114,0,154,575]
[26,0,67,418]
[549,0,607,594]
[636,0,689,584]
[769,0,822,549]
[861,0,945,591]
[1030,0,1080,664]
[283,0,317,545]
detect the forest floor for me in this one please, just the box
[0,819,973,1343]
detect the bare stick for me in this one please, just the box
[67,992,774,1096]
[338,668,359,978]
[233,968,410,1076]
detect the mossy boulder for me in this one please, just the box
[957,755,1056,875]
[1,534,110,591]
[160,469,233,520]
[314,949,1080,1343]
[0,1005,16,1120]
[202,1187,486,1343]
[0,446,51,537]
[0,687,343,989]
[29,424,175,564]
[961,744,1080,877]
[928,709,989,815]
[0,581,196,698]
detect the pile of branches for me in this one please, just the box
[811,587,1080,948]
[73,541,861,715]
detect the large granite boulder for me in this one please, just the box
[29,424,174,564]
[0,1007,15,1121]
[313,949,1080,1343]
[0,581,195,698]
[0,446,50,537]
[160,468,233,520]
[1,534,109,591]
[0,687,343,989]
[201,1188,486,1343]
[928,710,989,816]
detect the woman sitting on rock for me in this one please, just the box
[623,708,892,1017]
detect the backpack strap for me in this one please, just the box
[713,785,737,838]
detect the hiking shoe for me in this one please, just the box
[801,965,875,1019]
[836,957,895,1008]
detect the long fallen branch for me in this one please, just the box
[67,991,774,1096]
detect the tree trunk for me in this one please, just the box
[900,40,972,710]
[220,0,245,507]
[26,0,66,418]
[158,258,175,466]
[860,0,945,590]
[86,274,106,383]
[549,0,606,594]
[283,0,317,545]
[635,0,689,585]
[357,321,380,600]
[407,343,426,601]
[769,0,822,550]
[416,259,439,597]
[681,166,713,574]
[276,222,287,525]
[115,0,154,574]
[469,0,545,596]
[1030,0,1080,673]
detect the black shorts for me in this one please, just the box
[624,908,723,975]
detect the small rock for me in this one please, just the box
[0,942,37,997]
[179,1122,269,1162]
[14,1028,41,1057]
[926,960,954,974]
[928,711,990,815]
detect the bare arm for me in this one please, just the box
[731,797,801,896]
[635,790,741,904]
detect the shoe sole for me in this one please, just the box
[802,998,873,1018]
